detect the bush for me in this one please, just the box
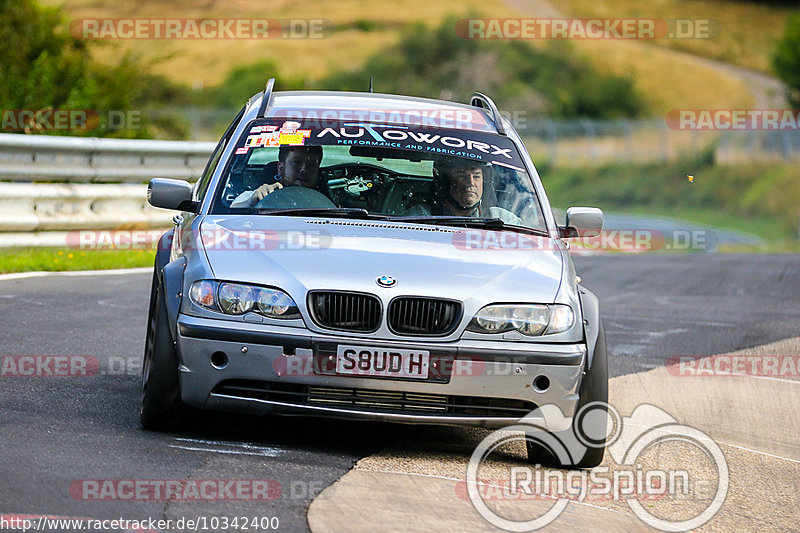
[773,11,800,107]
[199,60,305,111]
[0,0,189,138]
[321,18,642,119]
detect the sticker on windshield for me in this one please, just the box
[244,121,312,148]
[250,125,278,134]
[278,131,308,145]
[245,133,277,148]
[278,121,310,145]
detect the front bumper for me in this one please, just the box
[176,314,586,430]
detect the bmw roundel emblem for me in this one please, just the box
[376,275,397,288]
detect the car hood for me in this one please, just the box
[199,216,565,304]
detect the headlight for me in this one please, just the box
[189,280,300,319]
[467,304,574,336]
[474,305,514,332]
[510,306,550,336]
[218,283,255,315]
[257,287,300,319]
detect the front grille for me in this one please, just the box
[212,380,537,418]
[308,291,381,332]
[308,387,448,413]
[388,297,461,336]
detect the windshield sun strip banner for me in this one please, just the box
[237,119,527,168]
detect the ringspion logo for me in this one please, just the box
[467,403,728,531]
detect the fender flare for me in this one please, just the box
[154,229,184,342]
[578,286,601,370]
[155,229,173,275]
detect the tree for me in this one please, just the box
[0,0,188,138]
[773,11,800,107]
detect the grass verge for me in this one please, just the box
[0,248,155,275]
[540,154,800,244]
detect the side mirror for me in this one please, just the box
[147,178,197,212]
[560,207,603,238]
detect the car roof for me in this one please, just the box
[259,91,501,133]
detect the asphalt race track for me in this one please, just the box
[574,254,800,377]
[1,253,798,532]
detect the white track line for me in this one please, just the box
[0,267,151,281]
[725,372,800,385]
[168,444,283,457]
[623,422,800,465]
[173,436,286,451]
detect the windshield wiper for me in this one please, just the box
[389,215,504,228]
[497,224,550,238]
[254,207,389,220]
[387,216,550,237]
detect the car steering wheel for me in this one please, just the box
[254,185,337,210]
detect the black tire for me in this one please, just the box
[527,322,609,468]
[140,270,188,431]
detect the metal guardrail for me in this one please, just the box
[0,133,216,246]
[0,132,215,182]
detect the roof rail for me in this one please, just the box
[470,92,506,136]
[257,78,276,117]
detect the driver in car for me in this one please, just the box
[406,159,522,224]
[230,145,323,208]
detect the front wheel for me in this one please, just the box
[140,271,189,431]
[527,322,609,468]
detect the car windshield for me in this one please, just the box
[210,119,547,232]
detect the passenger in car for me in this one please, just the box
[230,145,323,208]
[405,159,522,224]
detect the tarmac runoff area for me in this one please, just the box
[308,337,800,532]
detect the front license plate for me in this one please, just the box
[336,346,430,379]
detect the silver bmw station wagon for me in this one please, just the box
[143,79,608,467]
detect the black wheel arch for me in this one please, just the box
[577,286,602,370]
[153,228,185,343]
